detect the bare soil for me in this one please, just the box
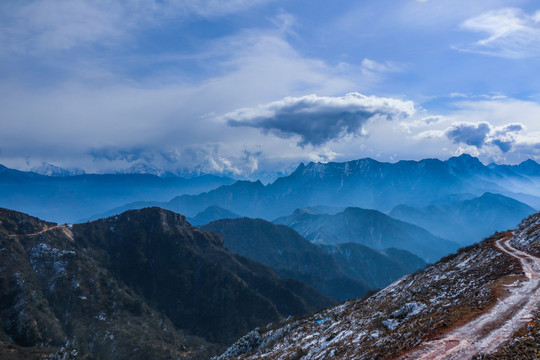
[398,232,540,360]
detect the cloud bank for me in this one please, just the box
[224,92,415,147]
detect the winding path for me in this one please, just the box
[398,233,540,360]
[7,225,63,237]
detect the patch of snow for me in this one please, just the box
[382,319,399,330]
[212,329,262,360]
[391,302,427,319]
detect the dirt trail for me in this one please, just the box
[398,233,540,360]
[7,225,64,237]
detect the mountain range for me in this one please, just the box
[88,154,540,222]
[5,155,539,230]
[389,192,536,245]
[0,164,234,223]
[274,207,458,262]
[201,218,426,300]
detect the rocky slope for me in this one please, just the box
[216,218,540,359]
[0,207,332,359]
[511,212,540,257]
[201,218,425,300]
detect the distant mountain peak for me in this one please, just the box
[228,179,265,189]
[445,153,485,169]
[188,205,241,226]
[292,208,318,216]
[293,162,306,172]
[111,206,191,229]
[113,163,178,177]
[518,158,540,173]
[31,163,85,177]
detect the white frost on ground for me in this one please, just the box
[400,234,540,359]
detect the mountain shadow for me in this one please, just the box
[201,218,426,300]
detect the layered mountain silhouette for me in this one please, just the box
[188,206,241,226]
[90,155,540,223]
[389,192,536,245]
[218,214,540,360]
[274,207,457,262]
[201,218,426,300]
[0,207,332,359]
[0,164,234,223]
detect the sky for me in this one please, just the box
[2,0,540,179]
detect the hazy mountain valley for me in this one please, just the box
[5,0,540,358]
[1,155,540,359]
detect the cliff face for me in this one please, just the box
[0,207,332,359]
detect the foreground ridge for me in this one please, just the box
[217,216,540,359]
[0,207,332,359]
[399,233,540,359]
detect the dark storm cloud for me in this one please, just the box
[445,121,492,147]
[491,139,513,153]
[224,93,415,147]
[497,123,525,133]
[444,121,524,153]
[490,123,525,153]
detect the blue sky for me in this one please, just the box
[1,0,540,178]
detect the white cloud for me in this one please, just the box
[2,0,540,175]
[414,129,445,140]
[534,10,540,23]
[457,8,540,58]
[361,58,403,74]
[401,115,450,133]
[306,147,340,163]
[0,16,367,175]
[452,145,481,158]
[450,98,540,130]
